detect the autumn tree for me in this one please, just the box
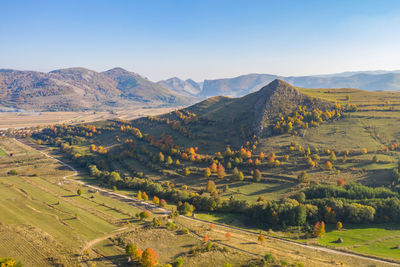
[141,248,159,267]
[259,152,265,160]
[135,248,143,260]
[159,152,165,162]
[217,164,226,179]
[226,232,231,240]
[336,221,343,231]
[324,161,333,170]
[137,190,143,200]
[210,162,217,173]
[77,188,82,196]
[152,196,160,205]
[184,167,191,176]
[142,192,149,201]
[313,221,326,237]
[206,180,217,193]
[204,167,211,178]
[160,199,167,208]
[166,156,173,165]
[258,233,266,243]
[337,179,346,187]
[203,235,209,242]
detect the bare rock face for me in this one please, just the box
[252,79,332,136]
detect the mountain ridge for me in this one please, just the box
[0,67,193,111]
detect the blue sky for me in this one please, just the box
[1,0,400,81]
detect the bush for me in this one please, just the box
[7,170,18,175]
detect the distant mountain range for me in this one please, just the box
[0,67,193,111]
[2,67,400,112]
[190,70,400,97]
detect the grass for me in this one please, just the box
[318,224,400,260]
[0,148,6,157]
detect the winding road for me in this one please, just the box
[14,138,400,266]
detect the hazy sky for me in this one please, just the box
[1,0,400,81]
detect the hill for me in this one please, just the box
[0,67,193,111]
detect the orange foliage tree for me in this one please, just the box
[141,248,158,267]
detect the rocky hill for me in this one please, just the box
[0,67,193,111]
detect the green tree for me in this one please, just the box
[125,243,137,260]
[253,169,262,182]
[77,188,82,196]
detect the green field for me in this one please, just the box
[318,224,400,260]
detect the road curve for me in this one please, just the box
[15,138,400,266]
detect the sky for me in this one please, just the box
[1,0,400,81]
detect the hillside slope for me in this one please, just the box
[0,67,193,111]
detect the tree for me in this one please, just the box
[253,169,262,182]
[177,202,194,215]
[160,199,167,207]
[141,248,158,267]
[210,162,217,173]
[204,167,211,178]
[224,146,232,157]
[337,179,346,187]
[217,164,226,179]
[166,156,173,165]
[313,221,326,237]
[258,233,266,243]
[362,148,368,154]
[172,257,184,267]
[296,192,306,203]
[135,248,143,260]
[139,210,151,220]
[77,188,82,196]
[152,196,160,205]
[226,161,232,169]
[324,161,333,170]
[203,235,209,242]
[297,171,308,183]
[184,167,191,176]
[329,151,337,162]
[238,171,244,181]
[336,221,343,231]
[142,192,149,201]
[137,190,143,200]
[206,180,217,193]
[259,152,265,160]
[125,243,137,261]
[159,152,165,162]
[296,205,307,226]
[226,232,231,240]
[0,258,22,267]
